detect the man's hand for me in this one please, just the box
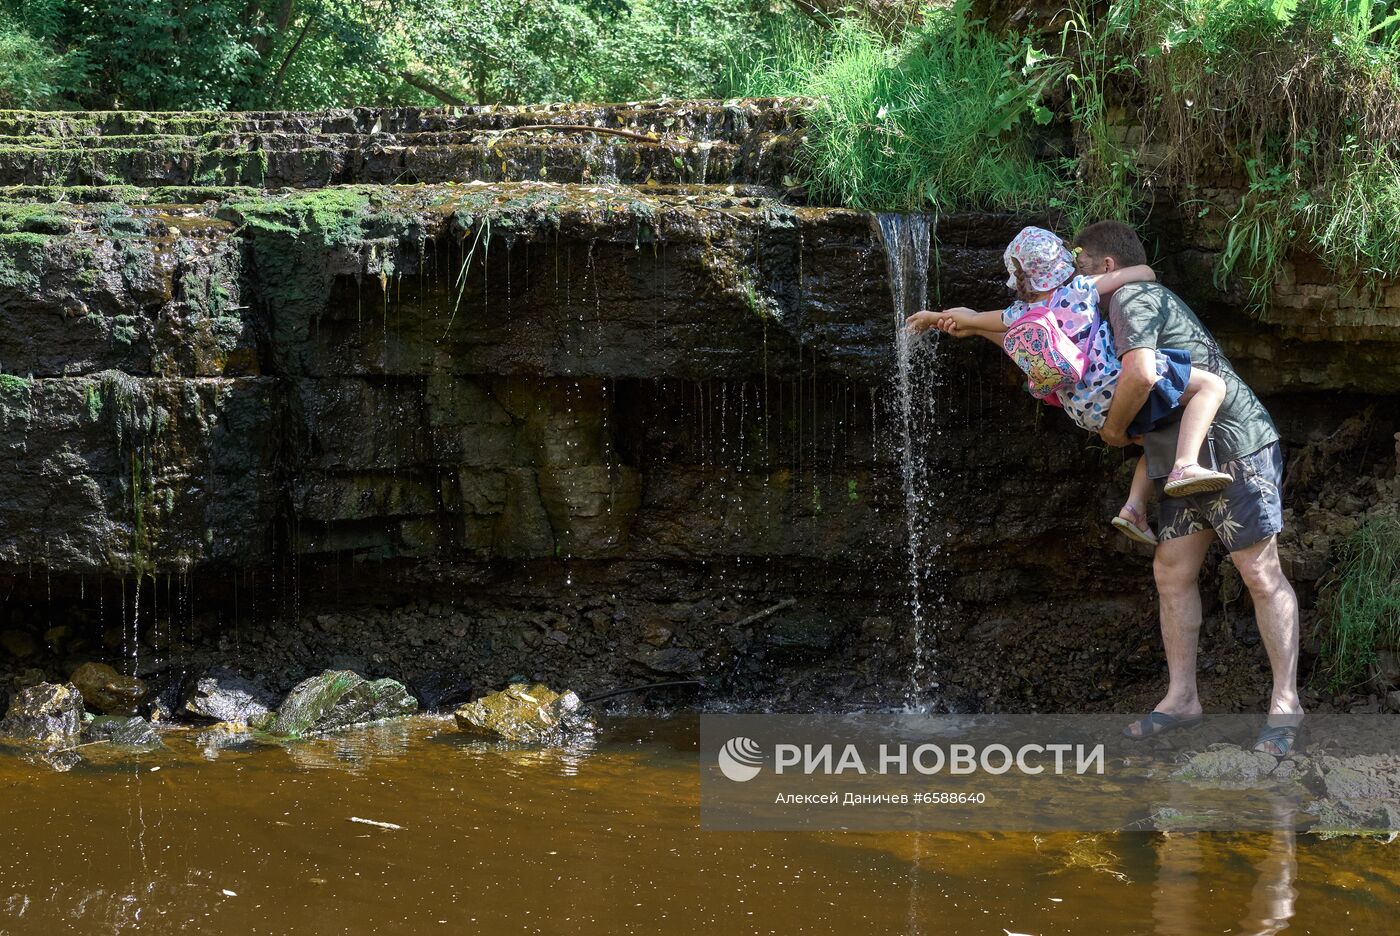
[1099,427,1145,448]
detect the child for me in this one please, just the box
[907,226,1230,544]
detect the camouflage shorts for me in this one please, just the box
[1155,442,1285,552]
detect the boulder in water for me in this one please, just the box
[0,682,85,747]
[84,715,163,750]
[407,670,475,711]
[70,662,148,715]
[184,675,274,727]
[267,670,418,738]
[454,683,592,743]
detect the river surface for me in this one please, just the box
[0,715,1393,935]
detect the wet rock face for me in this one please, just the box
[267,671,418,737]
[0,100,1396,714]
[0,683,84,747]
[454,683,592,743]
[70,662,148,715]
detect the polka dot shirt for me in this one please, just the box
[1002,276,1171,432]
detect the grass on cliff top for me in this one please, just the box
[1317,514,1400,692]
[729,4,1057,213]
[730,0,1400,305]
[1125,0,1400,302]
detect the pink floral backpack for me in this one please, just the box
[1002,306,1103,407]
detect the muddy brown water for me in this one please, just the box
[0,716,1394,935]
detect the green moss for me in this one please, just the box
[0,373,33,427]
[0,202,75,235]
[216,187,429,359]
[0,231,49,291]
[84,382,102,422]
[221,187,375,243]
[111,315,137,346]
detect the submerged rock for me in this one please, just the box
[191,722,263,760]
[84,715,163,750]
[1171,746,1287,783]
[70,662,148,715]
[0,682,84,747]
[267,670,418,738]
[184,675,274,727]
[1173,745,1400,837]
[454,683,593,743]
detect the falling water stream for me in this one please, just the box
[874,213,938,709]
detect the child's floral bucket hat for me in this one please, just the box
[1004,226,1076,292]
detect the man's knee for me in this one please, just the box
[1154,538,1206,593]
[1232,536,1291,598]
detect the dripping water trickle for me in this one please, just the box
[874,212,938,710]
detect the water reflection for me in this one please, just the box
[1151,798,1298,936]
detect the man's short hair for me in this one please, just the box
[1073,220,1147,267]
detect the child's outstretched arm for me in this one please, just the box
[906,308,1006,346]
[1087,264,1154,299]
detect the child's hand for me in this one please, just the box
[904,310,941,334]
[935,307,978,337]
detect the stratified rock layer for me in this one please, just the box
[0,100,1396,712]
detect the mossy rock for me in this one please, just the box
[267,670,418,738]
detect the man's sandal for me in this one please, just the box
[1122,711,1205,740]
[1163,464,1233,497]
[1253,722,1303,757]
[1111,504,1158,546]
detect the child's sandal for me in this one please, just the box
[1163,464,1233,497]
[1111,504,1158,546]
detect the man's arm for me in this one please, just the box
[1100,346,1155,446]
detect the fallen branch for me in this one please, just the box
[349,816,403,830]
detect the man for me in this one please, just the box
[1073,221,1302,754]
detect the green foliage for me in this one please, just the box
[0,12,77,108]
[1098,0,1400,304]
[1317,514,1400,691]
[730,5,1058,212]
[0,0,767,109]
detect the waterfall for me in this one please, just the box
[875,213,939,710]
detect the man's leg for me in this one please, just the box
[1127,528,1214,735]
[1230,534,1302,718]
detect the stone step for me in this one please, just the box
[0,99,809,140]
[0,99,810,189]
[0,133,798,188]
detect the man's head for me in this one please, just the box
[1073,220,1147,275]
